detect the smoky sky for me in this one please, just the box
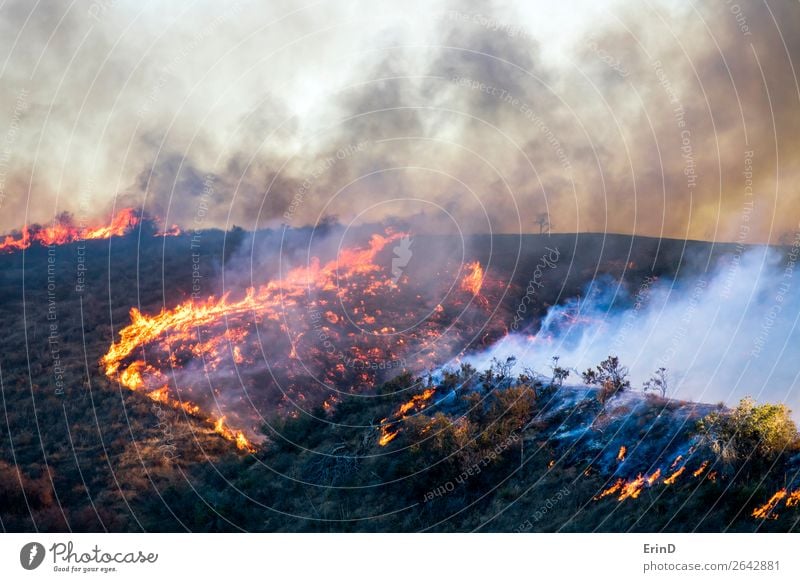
[0,0,798,242]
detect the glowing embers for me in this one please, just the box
[0,208,142,253]
[751,488,800,520]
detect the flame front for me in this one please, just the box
[102,232,409,451]
[596,469,661,502]
[751,488,800,520]
[0,208,142,253]
[751,489,787,520]
[99,229,505,452]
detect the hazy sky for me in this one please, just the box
[0,0,798,242]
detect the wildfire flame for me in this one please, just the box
[0,208,145,253]
[616,445,627,462]
[100,228,503,452]
[619,475,646,501]
[158,224,183,237]
[646,469,662,486]
[692,460,709,478]
[396,388,436,416]
[213,416,254,452]
[595,469,661,502]
[378,427,399,447]
[663,465,686,486]
[751,489,787,520]
[102,232,424,451]
[460,261,484,296]
[377,388,437,446]
[751,488,800,519]
[595,479,624,500]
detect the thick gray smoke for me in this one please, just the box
[464,243,800,417]
[0,1,799,242]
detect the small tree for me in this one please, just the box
[643,367,668,398]
[479,357,516,392]
[535,213,551,235]
[582,355,630,404]
[549,355,570,389]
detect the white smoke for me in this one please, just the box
[464,245,800,418]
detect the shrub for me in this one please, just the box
[697,397,799,469]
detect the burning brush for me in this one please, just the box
[101,231,498,451]
[0,208,180,253]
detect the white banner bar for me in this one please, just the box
[1,534,798,581]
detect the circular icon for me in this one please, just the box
[20,542,45,570]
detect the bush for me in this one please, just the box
[697,397,799,470]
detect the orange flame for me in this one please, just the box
[396,388,436,416]
[378,427,399,446]
[82,208,140,240]
[213,416,255,452]
[595,478,624,500]
[692,460,709,478]
[157,224,182,237]
[619,475,646,501]
[663,465,686,486]
[751,488,800,519]
[596,469,661,502]
[616,445,627,462]
[752,489,787,520]
[102,232,406,451]
[460,261,484,296]
[0,208,142,253]
[377,387,437,446]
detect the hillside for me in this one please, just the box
[0,229,798,532]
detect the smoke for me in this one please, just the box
[463,243,800,417]
[0,1,798,241]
